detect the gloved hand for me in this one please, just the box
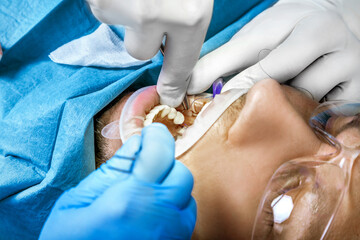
[39,123,196,240]
[87,0,213,107]
[188,0,360,101]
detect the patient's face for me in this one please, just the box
[178,79,360,240]
[95,79,360,239]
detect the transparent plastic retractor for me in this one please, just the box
[175,77,253,157]
[101,77,254,158]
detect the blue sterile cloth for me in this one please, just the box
[0,0,276,239]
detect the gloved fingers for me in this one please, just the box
[187,6,309,95]
[185,196,197,223]
[87,0,142,26]
[58,135,142,207]
[159,160,194,209]
[181,196,197,232]
[258,13,346,83]
[187,37,264,95]
[157,29,206,107]
[289,51,355,101]
[323,78,360,101]
[220,75,254,94]
[219,63,267,93]
[124,28,164,60]
[133,123,175,183]
[229,1,310,42]
[87,0,125,25]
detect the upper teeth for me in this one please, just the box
[143,105,185,126]
[174,112,185,124]
[160,107,171,118]
[167,108,177,120]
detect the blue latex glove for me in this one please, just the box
[39,123,196,240]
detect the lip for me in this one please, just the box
[119,86,160,142]
[121,86,216,141]
[103,84,251,157]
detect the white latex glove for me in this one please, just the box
[188,0,360,101]
[87,0,213,107]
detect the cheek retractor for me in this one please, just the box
[101,86,214,142]
[102,76,253,156]
[116,88,247,158]
[174,76,254,158]
[120,86,160,142]
[101,86,160,141]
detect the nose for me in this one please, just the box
[248,79,318,121]
[228,79,321,160]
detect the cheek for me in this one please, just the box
[348,156,360,213]
[326,156,360,239]
[326,196,360,240]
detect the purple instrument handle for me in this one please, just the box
[212,78,224,98]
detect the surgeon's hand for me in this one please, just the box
[188,0,360,101]
[39,123,196,240]
[87,0,213,107]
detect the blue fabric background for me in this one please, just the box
[0,0,276,239]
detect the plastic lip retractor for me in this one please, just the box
[101,86,155,141]
[102,81,253,157]
[175,75,254,157]
[101,85,214,143]
[174,87,249,157]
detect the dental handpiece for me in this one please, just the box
[160,43,189,110]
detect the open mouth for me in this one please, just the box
[101,85,212,142]
[143,94,212,139]
[101,81,252,157]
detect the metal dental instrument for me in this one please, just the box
[160,43,165,56]
[182,95,190,110]
[160,43,189,110]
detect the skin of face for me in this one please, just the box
[96,79,360,239]
[324,127,360,240]
[178,79,322,239]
